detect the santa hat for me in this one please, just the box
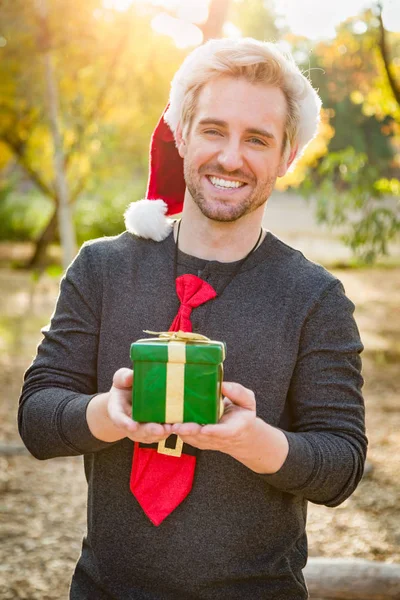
[124,106,184,242]
[124,39,322,242]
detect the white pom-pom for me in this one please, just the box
[124,199,173,242]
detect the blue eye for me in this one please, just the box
[204,129,223,136]
[248,137,266,146]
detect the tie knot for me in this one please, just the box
[169,274,218,333]
[176,274,218,307]
[180,304,192,319]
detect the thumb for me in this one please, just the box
[112,368,133,390]
[222,382,256,411]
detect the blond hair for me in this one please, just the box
[164,38,321,162]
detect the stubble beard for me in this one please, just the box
[184,161,278,223]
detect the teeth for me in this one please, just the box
[209,176,244,189]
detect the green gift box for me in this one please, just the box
[130,332,226,424]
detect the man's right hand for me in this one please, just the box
[86,368,172,444]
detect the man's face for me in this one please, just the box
[177,75,291,223]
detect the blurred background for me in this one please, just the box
[0,0,399,598]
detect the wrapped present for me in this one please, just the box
[131,331,225,424]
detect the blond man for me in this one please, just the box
[20,39,367,599]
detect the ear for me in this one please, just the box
[175,122,186,159]
[278,144,298,178]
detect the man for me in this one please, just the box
[19,38,367,599]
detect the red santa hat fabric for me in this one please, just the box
[124,106,184,242]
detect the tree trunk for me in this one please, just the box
[201,0,232,41]
[35,0,77,271]
[27,207,58,269]
[304,557,400,600]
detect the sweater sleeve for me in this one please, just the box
[262,281,367,507]
[18,243,114,459]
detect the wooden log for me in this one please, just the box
[0,443,29,456]
[304,557,400,599]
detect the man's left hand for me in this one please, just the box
[171,381,256,454]
[171,381,289,474]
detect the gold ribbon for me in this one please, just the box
[165,341,186,423]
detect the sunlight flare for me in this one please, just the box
[151,12,203,48]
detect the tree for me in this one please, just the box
[0,1,185,266]
[202,0,232,41]
[0,0,237,267]
[35,0,77,269]
[365,3,400,125]
[302,146,399,263]
[0,0,135,266]
[228,0,278,41]
[295,6,400,262]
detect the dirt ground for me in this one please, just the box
[0,258,399,599]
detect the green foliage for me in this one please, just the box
[229,0,278,41]
[0,0,184,220]
[327,99,394,169]
[295,7,400,263]
[301,147,400,264]
[0,0,398,268]
[306,10,398,170]
[0,0,190,267]
[0,188,53,241]
[374,178,400,196]
[44,264,64,279]
[0,178,146,243]
[73,178,147,244]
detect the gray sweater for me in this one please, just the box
[19,230,367,600]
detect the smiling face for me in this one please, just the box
[176,75,293,223]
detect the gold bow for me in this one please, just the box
[143,330,210,343]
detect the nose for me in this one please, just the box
[217,138,244,172]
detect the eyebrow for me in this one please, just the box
[197,118,276,141]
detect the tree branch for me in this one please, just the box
[377,3,400,107]
[70,177,87,204]
[1,133,56,200]
[64,20,131,170]
[201,0,232,41]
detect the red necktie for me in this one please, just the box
[130,274,217,525]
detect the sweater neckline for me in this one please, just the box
[163,226,275,275]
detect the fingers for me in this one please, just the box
[108,368,173,443]
[201,411,248,437]
[107,375,256,446]
[108,395,172,443]
[107,389,137,432]
[112,368,133,390]
[172,422,203,436]
[222,382,256,411]
[171,383,256,443]
[172,412,253,446]
[131,422,173,444]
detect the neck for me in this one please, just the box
[176,194,266,262]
